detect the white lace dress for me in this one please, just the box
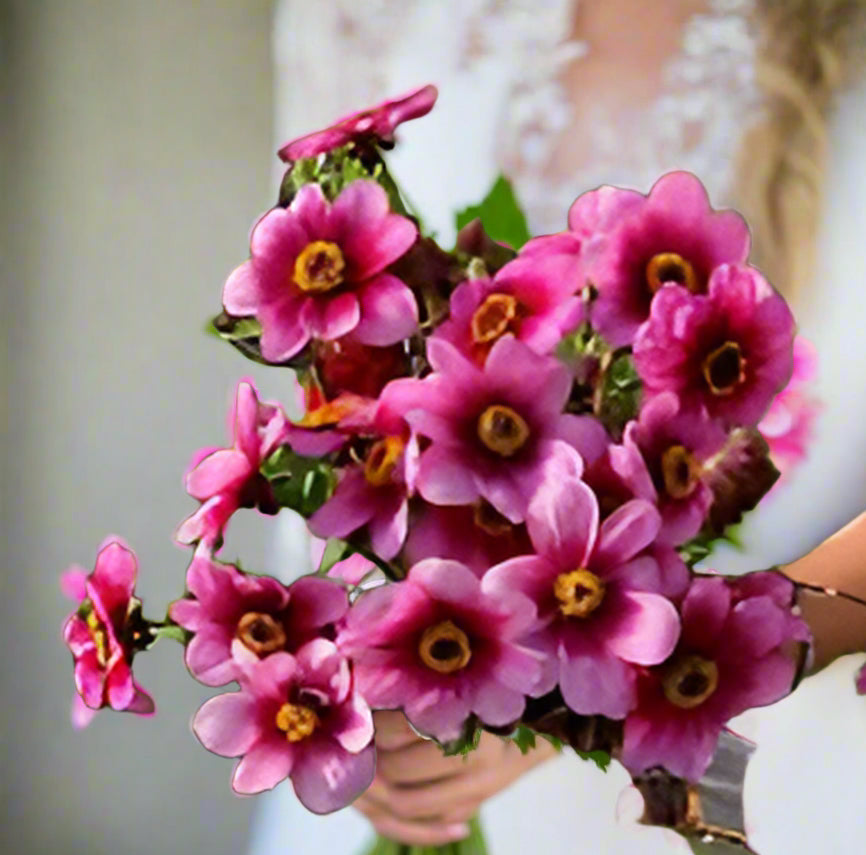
[252,2,866,852]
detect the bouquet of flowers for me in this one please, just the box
[62,85,821,854]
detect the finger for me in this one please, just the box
[372,710,422,751]
[385,765,499,820]
[377,739,471,786]
[368,813,470,846]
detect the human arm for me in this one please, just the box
[783,510,866,671]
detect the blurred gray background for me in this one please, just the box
[2,2,295,852]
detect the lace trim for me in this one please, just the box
[278,0,761,235]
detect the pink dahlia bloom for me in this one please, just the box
[223,181,418,363]
[177,380,291,547]
[435,239,583,361]
[622,575,807,782]
[339,558,543,742]
[621,393,727,545]
[170,552,348,687]
[308,403,419,560]
[633,265,795,427]
[574,172,750,347]
[193,641,374,810]
[381,335,608,523]
[61,538,154,723]
[759,336,820,480]
[403,503,534,577]
[278,84,437,161]
[484,465,680,719]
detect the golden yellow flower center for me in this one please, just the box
[646,252,700,295]
[236,612,287,657]
[471,294,519,345]
[477,405,530,457]
[86,610,110,667]
[702,341,746,396]
[660,444,702,500]
[662,654,720,709]
[294,240,346,293]
[275,702,320,742]
[364,436,405,487]
[418,620,472,674]
[553,569,606,618]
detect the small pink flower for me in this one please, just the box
[381,335,608,523]
[622,575,807,782]
[759,337,820,480]
[61,539,154,724]
[633,265,795,427]
[278,85,438,162]
[339,558,543,742]
[403,503,534,577]
[223,181,418,363]
[170,551,349,687]
[193,641,375,811]
[621,393,727,545]
[308,401,419,560]
[434,239,583,362]
[574,172,750,347]
[485,461,680,719]
[177,381,291,547]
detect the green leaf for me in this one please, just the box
[455,175,531,251]
[262,446,336,517]
[150,622,191,646]
[316,538,352,575]
[508,724,537,755]
[440,719,482,757]
[597,351,642,438]
[575,748,612,772]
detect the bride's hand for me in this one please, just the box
[354,710,556,846]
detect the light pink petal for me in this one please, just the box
[90,540,137,621]
[185,449,250,500]
[594,500,661,569]
[725,651,796,714]
[405,690,472,742]
[555,415,610,465]
[258,297,311,362]
[64,614,96,657]
[223,260,260,316]
[193,692,263,757]
[725,596,786,659]
[425,336,481,380]
[368,494,408,560]
[290,183,333,240]
[559,640,637,719]
[332,181,417,280]
[242,651,297,699]
[623,712,721,782]
[353,274,419,345]
[125,683,155,715]
[71,693,99,729]
[487,643,545,695]
[681,577,731,650]
[291,740,376,814]
[856,663,866,695]
[484,556,558,615]
[606,556,662,593]
[605,591,680,665]
[417,446,480,506]
[104,657,135,711]
[232,736,295,794]
[73,652,105,709]
[471,682,527,727]
[175,494,237,547]
[233,382,261,462]
[185,627,236,687]
[308,469,377,540]
[300,293,361,341]
[329,692,375,754]
[411,558,481,607]
[526,475,597,570]
[60,568,89,603]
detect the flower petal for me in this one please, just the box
[232,735,295,794]
[193,691,263,757]
[291,740,376,814]
[353,274,419,345]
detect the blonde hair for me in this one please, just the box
[733,0,866,302]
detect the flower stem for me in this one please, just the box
[359,816,488,855]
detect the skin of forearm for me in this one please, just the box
[782,511,866,671]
